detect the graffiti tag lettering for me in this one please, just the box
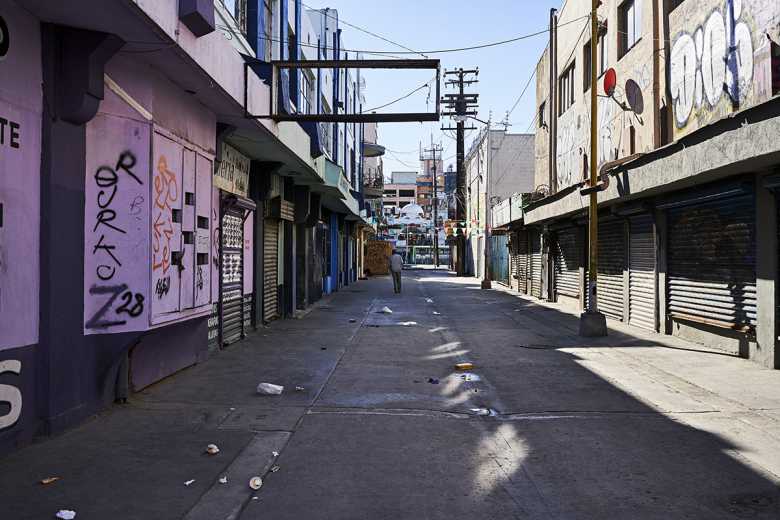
[85,150,146,330]
[152,155,179,274]
[155,276,171,299]
[670,0,754,128]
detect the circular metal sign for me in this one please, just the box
[603,68,617,97]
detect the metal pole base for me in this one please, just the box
[481,280,492,289]
[579,311,607,337]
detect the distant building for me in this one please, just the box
[383,172,418,216]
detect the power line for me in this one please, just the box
[364,75,435,112]
[506,69,536,118]
[302,2,428,58]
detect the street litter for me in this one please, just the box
[295,386,305,392]
[55,510,76,520]
[40,477,61,485]
[252,497,259,501]
[397,321,418,326]
[218,476,228,484]
[270,465,280,473]
[433,311,441,315]
[184,479,196,486]
[378,306,393,314]
[205,443,220,455]
[349,319,357,323]
[454,362,474,371]
[249,476,263,490]
[320,347,327,350]
[460,373,481,382]
[470,408,497,417]
[256,383,284,395]
[427,377,440,384]
[425,298,434,303]
[272,451,279,457]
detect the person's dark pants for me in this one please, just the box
[391,271,402,293]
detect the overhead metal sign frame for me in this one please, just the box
[243,58,441,123]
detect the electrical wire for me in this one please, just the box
[363,75,436,112]
[506,69,536,118]
[302,2,428,58]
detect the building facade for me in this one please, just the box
[517,0,780,368]
[0,0,375,455]
[464,129,535,277]
[382,171,418,217]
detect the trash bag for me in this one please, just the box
[256,383,284,395]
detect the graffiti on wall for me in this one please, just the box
[556,97,621,189]
[152,155,179,276]
[85,151,146,329]
[669,0,769,134]
[84,115,150,334]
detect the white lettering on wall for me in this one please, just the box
[0,360,22,430]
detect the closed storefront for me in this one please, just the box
[666,192,756,330]
[263,218,280,321]
[596,219,626,321]
[530,231,542,299]
[210,144,254,347]
[553,227,580,304]
[628,215,656,330]
[491,234,510,285]
[513,230,529,294]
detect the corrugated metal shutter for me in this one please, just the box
[554,228,580,299]
[515,231,529,293]
[598,219,626,321]
[263,218,279,321]
[628,215,656,330]
[667,195,756,330]
[221,209,244,345]
[530,231,542,298]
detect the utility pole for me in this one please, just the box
[441,68,478,276]
[579,0,608,337]
[481,119,493,290]
[420,135,443,267]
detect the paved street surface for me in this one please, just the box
[2,270,780,519]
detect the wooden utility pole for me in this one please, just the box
[441,68,478,275]
[579,0,608,336]
[421,135,444,266]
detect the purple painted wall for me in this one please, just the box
[0,2,42,449]
[0,1,41,351]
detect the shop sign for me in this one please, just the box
[214,143,249,196]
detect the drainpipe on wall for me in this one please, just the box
[652,0,661,148]
[549,8,558,194]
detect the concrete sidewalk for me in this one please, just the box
[1,271,779,519]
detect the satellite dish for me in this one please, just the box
[603,68,617,97]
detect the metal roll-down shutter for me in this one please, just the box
[263,218,279,321]
[554,228,580,299]
[221,208,244,345]
[597,219,626,321]
[530,231,542,298]
[628,215,656,330]
[667,194,756,330]
[515,231,529,293]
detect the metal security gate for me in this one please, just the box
[491,234,510,285]
[628,215,656,330]
[530,231,542,298]
[220,208,244,345]
[514,231,529,293]
[667,194,756,330]
[597,219,626,321]
[554,228,580,300]
[263,218,279,321]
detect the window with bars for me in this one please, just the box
[262,0,273,61]
[583,29,608,92]
[300,73,312,115]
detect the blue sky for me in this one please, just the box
[306,0,563,177]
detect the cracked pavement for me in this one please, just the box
[2,270,780,519]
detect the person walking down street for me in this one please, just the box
[388,249,404,294]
